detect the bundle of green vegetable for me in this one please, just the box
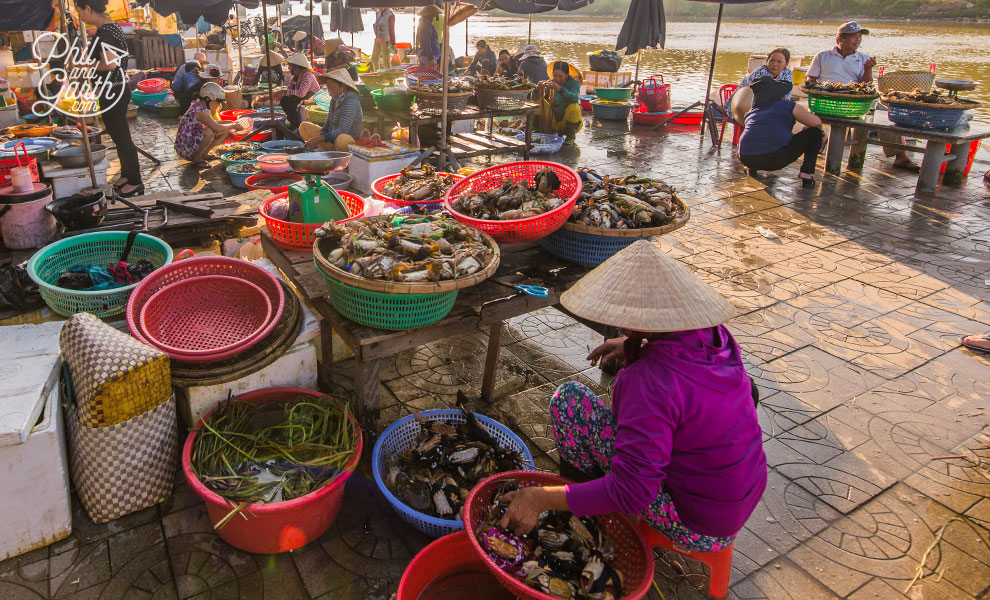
[191,395,359,529]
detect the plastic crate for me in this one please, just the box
[321,273,457,331]
[885,102,966,130]
[538,227,640,267]
[807,94,875,118]
[26,232,174,318]
[372,410,535,538]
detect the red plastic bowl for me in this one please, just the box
[138,78,167,94]
[246,172,303,193]
[126,256,285,353]
[397,532,515,600]
[219,109,252,121]
[181,387,362,554]
[443,161,580,245]
[259,191,366,252]
[372,172,462,206]
[138,275,272,359]
[463,471,655,600]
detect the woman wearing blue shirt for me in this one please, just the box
[738,77,823,189]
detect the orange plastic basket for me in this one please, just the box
[463,471,655,600]
[372,172,462,206]
[443,161,580,244]
[259,191,366,252]
[0,142,40,187]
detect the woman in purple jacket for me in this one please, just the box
[499,240,767,552]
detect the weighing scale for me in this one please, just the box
[935,78,977,99]
[285,152,352,224]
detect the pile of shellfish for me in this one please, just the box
[478,480,624,600]
[381,165,457,203]
[314,215,494,283]
[384,411,526,520]
[570,170,686,229]
[802,81,877,96]
[450,168,565,221]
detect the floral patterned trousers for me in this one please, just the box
[550,381,736,553]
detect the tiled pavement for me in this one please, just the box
[2,112,989,599]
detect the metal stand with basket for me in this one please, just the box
[475,88,534,111]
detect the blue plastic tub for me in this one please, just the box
[591,100,632,121]
[372,409,535,538]
[130,90,169,107]
[261,140,305,152]
[539,227,640,267]
[226,163,260,189]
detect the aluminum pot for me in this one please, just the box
[52,144,108,169]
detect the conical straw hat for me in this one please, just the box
[560,240,735,333]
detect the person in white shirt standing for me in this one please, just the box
[807,22,920,171]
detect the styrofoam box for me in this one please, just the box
[44,159,109,199]
[347,151,420,194]
[173,259,321,426]
[0,321,72,561]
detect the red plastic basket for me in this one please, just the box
[138,275,273,360]
[259,190,366,252]
[0,142,40,187]
[246,173,303,193]
[372,172,462,206]
[220,109,253,121]
[126,256,285,353]
[463,471,654,600]
[181,387,362,554]
[443,161,579,244]
[138,78,167,94]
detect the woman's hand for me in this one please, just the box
[551,81,562,91]
[587,336,627,367]
[498,486,569,537]
[305,136,322,150]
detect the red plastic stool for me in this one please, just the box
[638,519,734,599]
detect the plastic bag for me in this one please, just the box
[0,263,43,312]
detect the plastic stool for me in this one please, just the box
[638,519,734,599]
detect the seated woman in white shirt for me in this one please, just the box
[807,21,919,171]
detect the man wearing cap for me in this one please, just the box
[300,68,363,152]
[807,22,920,170]
[515,45,549,84]
[281,53,320,130]
[495,240,767,556]
[179,63,224,115]
[371,8,396,72]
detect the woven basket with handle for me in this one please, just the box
[877,70,935,94]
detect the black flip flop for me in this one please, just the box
[961,334,990,354]
[894,161,922,173]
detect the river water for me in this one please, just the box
[256,8,990,122]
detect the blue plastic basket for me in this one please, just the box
[885,102,967,130]
[515,132,565,155]
[539,227,641,267]
[372,409,535,538]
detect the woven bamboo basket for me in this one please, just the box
[561,195,691,238]
[877,70,935,94]
[413,88,473,114]
[222,86,244,111]
[475,87,534,111]
[313,216,501,295]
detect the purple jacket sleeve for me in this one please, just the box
[565,372,676,516]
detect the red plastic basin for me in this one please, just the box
[397,532,515,600]
[181,387,362,554]
[138,78,167,94]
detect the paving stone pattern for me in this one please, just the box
[2,113,989,599]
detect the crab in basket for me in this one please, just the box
[382,165,458,202]
[478,479,625,600]
[450,167,564,221]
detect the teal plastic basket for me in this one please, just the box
[27,232,173,318]
[317,264,457,331]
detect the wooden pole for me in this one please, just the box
[633,50,642,92]
[262,1,278,138]
[528,14,532,44]
[277,3,283,48]
[465,18,468,57]
[439,2,450,168]
[235,7,243,83]
[309,0,314,62]
[699,3,723,140]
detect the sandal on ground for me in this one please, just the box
[800,174,815,189]
[117,183,145,198]
[961,334,990,354]
[893,160,921,172]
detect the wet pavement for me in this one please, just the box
[2,111,989,599]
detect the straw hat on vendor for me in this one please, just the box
[496,240,767,554]
[317,67,358,93]
[259,50,284,68]
[281,53,318,129]
[300,67,363,152]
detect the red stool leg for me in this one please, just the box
[705,545,734,599]
[732,123,742,145]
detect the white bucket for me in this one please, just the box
[0,184,55,249]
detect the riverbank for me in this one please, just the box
[572,0,990,20]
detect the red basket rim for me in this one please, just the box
[259,191,366,228]
[442,161,580,228]
[139,78,167,87]
[245,173,303,192]
[462,470,654,600]
[126,256,285,352]
[181,387,363,514]
[371,171,462,205]
[138,275,273,358]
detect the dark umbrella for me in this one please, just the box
[615,0,665,56]
[281,14,324,41]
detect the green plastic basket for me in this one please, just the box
[317,264,457,331]
[807,93,876,118]
[27,232,173,318]
[371,89,415,113]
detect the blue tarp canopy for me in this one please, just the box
[0,0,55,32]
